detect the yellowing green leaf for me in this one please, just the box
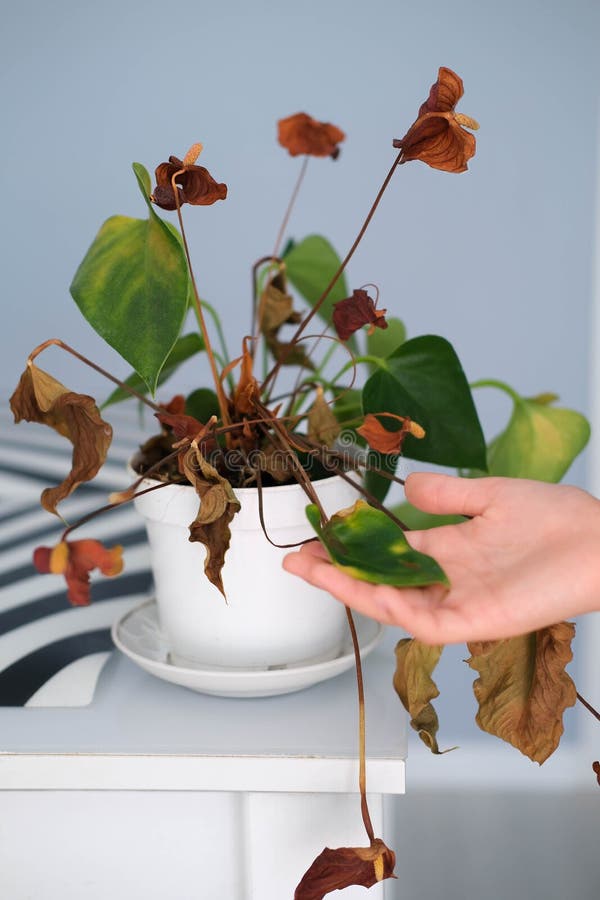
[393,638,451,754]
[467,623,577,763]
[305,500,449,587]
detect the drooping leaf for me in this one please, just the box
[70,177,189,392]
[393,638,451,754]
[294,838,396,899]
[10,364,112,514]
[366,316,406,364]
[306,499,449,587]
[467,623,577,763]
[362,335,486,469]
[284,235,355,347]
[103,333,205,408]
[33,539,123,607]
[307,388,340,447]
[183,445,240,596]
[483,388,590,482]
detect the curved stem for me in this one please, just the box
[345,606,375,843]
[27,339,162,412]
[171,172,231,428]
[470,378,521,404]
[273,155,309,259]
[263,150,404,394]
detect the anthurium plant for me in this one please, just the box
[10,67,596,896]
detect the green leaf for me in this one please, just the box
[305,499,449,587]
[389,501,466,531]
[132,162,152,205]
[364,453,398,505]
[103,333,205,408]
[284,235,354,343]
[362,335,487,469]
[70,187,189,393]
[484,389,590,482]
[185,388,220,421]
[393,639,452,754]
[366,316,406,364]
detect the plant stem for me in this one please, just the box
[345,606,375,843]
[577,691,600,722]
[272,155,309,259]
[27,339,162,412]
[470,378,521,403]
[171,172,231,428]
[262,150,404,394]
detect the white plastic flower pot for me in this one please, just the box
[132,474,360,669]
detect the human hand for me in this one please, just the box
[283,472,600,644]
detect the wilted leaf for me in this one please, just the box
[393,638,450,754]
[232,338,260,416]
[467,623,577,763]
[307,388,340,447]
[10,364,112,514]
[183,445,240,596]
[306,499,449,588]
[33,539,123,606]
[294,838,396,899]
[362,335,486,469]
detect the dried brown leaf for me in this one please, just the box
[294,838,396,899]
[278,112,345,159]
[10,364,112,515]
[467,622,577,763]
[183,444,240,596]
[393,638,449,754]
[307,388,340,448]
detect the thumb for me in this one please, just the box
[405,472,497,518]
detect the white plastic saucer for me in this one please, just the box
[112,598,384,698]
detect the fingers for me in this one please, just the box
[405,471,500,518]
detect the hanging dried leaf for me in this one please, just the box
[393,67,479,173]
[307,388,340,448]
[10,364,112,514]
[467,623,577,763]
[232,338,260,416]
[358,412,425,454]
[332,289,387,342]
[33,539,123,606]
[593,761,600,787]
[257,442,293,484]
[278,112,345,159]
[294,838,396,899]
[393,638,450,754]
[258,281,301,336]
[183,444,240,596]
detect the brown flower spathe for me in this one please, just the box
[33,539,123,607]
[393,67,479,173]
[332,289,388,342]
[295,839,396,899]
[151,144,227,211]
[278,112,345,159]
[358,413,425,455]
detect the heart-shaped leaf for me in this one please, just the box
[70,166,189,394]
[306,499,449,587]
[362,334,486,469]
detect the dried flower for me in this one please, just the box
[393,67,479,173]
[332,289,388,342]
[278,112,345,159]
[33,539,123,606]
[358,412,425,454]
[151,144,227,210]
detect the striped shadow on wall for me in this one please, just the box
[0,413,153,707]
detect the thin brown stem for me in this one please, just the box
[272,155,309,258]
[61,482,169,541]
[345,606,375,843]
[577,691,600,722]
[27,340,162,412]
[251,254,283,346]
[263,150,404,394]
[170,171,231,428]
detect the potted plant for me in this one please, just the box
[10,67,595,896]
